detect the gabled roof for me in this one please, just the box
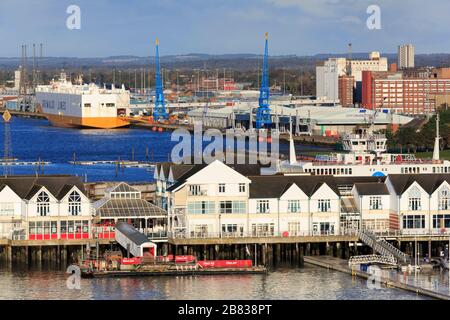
[0,175,86,200]
[106,182,139,194]
[94,198,167,218]
[248,175,340,198]
[166,164,207,192]
[354,183,390,196]
[170,164,195,181]
[387,174,450,195]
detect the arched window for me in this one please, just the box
[37,191,50,216]
[68,191,81,216]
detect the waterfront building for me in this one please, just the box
[93,182,167,240]
[351,182,392,233]
[386,174,450,235]
[398,44,415,69]
[154,163,194,210]
[162,160,450,238]
[0,175,91,241]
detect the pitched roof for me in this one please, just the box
[0,175,86,200]
[354,183,390,196]
[166,164,207,192]
[248,175,340,198]
[170,165,195,181]
[94,198,167,218]
[106,182,139,194]
[388,174,450,195]
[114,222,150,245]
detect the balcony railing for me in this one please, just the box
[169,229,359,239]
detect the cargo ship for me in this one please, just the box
[35,73,131,129]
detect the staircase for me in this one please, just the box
[357,229,410,265]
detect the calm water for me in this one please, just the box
[0,117,329,182]
[0,264,429,300]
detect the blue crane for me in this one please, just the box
[256,32,271,129]
[153,38,169,121]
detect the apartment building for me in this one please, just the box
[0,175,92,240]
[398,44,415,69]
[166,160,342,237]
[386,174,450,235]
[162,161,450,238]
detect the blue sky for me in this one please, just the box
[1,0,450,57]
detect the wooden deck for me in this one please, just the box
[304,256,450,300]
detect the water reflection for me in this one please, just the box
[0,264,429,300]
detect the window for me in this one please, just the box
[190,224,209,237]
[403,215,425,229]
[218,184,226,193]
[433,215,450,229]
[187,201,215,214]
[408,198,421,211]
[318,199,331,212]
[0,203,14,216]
[220,201,232,214]
[37,191,50,216]
[188,185,206,196]
[68,191,81,216]
[61,221,67,234]
[439,188,450,210]
[239,183,246,193]
[256,200,270,213]
[369,196,382,210]
[251,223,275,236]
[84,103,91,108]
[232,201,246,214]
[222,224,244,236]
[219,201,246,214]
[287,200,301,213]
[288,222,301,236]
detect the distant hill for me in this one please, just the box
[1,52,450,70]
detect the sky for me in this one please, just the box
[1,0,450,57]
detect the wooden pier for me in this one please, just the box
[304,256,450,300]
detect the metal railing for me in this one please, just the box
[348,254,397,266]
[169,229,359,239]
[358,229,410,265]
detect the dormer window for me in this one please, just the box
[68,191,81,216]
[37,191,50,216]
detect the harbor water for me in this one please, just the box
[0,117,329,182]
[0,264,432,300]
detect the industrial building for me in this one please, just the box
[362,68,450,114]
[316,52,388,104]
[187,103,412,136]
